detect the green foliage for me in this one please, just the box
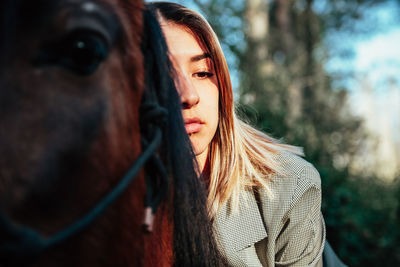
[321,172,400,266]
[238,1,400,265]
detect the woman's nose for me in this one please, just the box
[178,75,199,109]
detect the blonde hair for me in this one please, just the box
[150,2,302,216]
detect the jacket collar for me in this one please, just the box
[213,189,267,252]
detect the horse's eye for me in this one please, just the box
[61,32,109,75]
[37,30,110,76]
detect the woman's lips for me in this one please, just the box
[184,118,204,134]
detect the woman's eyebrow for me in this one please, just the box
[190,53,211,62]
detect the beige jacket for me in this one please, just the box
[213,152,326,266]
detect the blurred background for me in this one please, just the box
[149,0,400,265]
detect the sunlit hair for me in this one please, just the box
[149,2,303,217]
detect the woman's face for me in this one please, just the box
[162,23,219,166]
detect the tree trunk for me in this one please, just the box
[241,0,270,104]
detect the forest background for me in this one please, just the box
[150,0,400,266]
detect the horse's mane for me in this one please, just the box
[141,9,225,266]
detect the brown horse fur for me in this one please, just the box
[0,0,226,266]
[0,0,169,265]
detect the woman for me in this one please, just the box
[148,2,326,266]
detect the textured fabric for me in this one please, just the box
[213,151,326,266]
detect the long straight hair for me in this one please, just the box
[141,6,226,265]
[148,2,302,217]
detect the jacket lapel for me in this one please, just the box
[214,189,267,254]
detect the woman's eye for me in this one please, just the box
[36,30,110,76]
[193,72,213,79]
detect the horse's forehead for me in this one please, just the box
[0,0,143,62]
[21,0,143,18]
[1,0,143,24]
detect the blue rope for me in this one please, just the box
[0,128,162,258]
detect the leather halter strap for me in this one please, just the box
[0,6,172,262]
[0,103,168,260]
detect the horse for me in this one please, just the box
[0,0,224,266]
